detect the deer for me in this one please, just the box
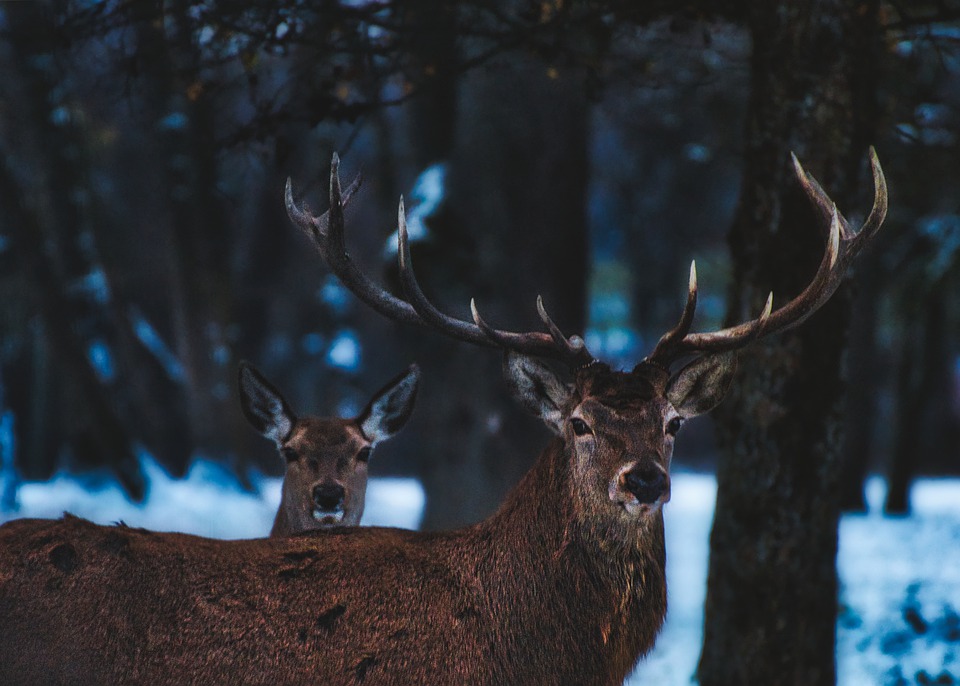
[238,361,420,535]
[0,150,886,686]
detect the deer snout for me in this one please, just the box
[610,463,670,515]
[622,466,668,505]
[313,483,346,513]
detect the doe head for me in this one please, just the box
[238,362,420,531]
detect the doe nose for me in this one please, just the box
[623,466,667,505]
[313,483,346,512]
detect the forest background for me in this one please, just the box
[1,2,959,683]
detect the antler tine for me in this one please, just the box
[648,261,699,361]
[285,155,363,249]
[396,201,593,362]
[646,150,887,366]
[469,297,595,367]
[286,154,420,326]
[326,152,346,256]
[290,153,595,368]
[536,296,594,367]
[848,147,887,252]
[395,196,491,342]
[470,299,513,347]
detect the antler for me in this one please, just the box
[646,147,887,367]
[286,153,595,368]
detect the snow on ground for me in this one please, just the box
[627,474,960,685]
[1,461,957,685]
[0,454,424,538]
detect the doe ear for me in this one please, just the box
[502,352,572,435]
[666,352,738,418]
[359,364,421,444]
[238,362,297,445]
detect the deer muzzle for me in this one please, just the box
[611,463,670,515]
[312,483,346,524]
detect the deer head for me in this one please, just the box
[502,351,735,537]
[238,361,420,534]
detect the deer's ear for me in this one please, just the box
[238,362,297,445]
[503,353,572,434]
[360,364,420,444]
[666,352,738,418]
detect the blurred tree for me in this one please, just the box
[698,1,883,683]
[0,2,147,496]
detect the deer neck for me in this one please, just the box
[270,506,292,537]
[470,436,668,677]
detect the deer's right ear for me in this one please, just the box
[503,353,572,434]
[238,362,297,445]
[666,352,738,418]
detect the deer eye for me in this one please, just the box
[356,447,373,463]
[666,417,682,437]
[280,447,298,463]
[570,418,593,436]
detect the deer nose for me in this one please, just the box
[622,466,668,505]
[313,483,345,512]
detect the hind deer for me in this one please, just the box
[0,150,886,685]
[238,361,420,535]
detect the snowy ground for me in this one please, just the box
[1,460,956,685]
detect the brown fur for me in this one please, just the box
[0,362,714,686]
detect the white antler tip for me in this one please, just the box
[790,152,807,181]
[689,261,698,292]
[828,206,841,267]
[763,292,773,318]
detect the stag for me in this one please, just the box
[238,361,420,534]
[0,151,886,685]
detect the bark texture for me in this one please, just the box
[698,2,881,684]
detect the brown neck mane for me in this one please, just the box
[468,435,668,682]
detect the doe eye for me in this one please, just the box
[666,417,682,437]
[280,447,298,463]
[356,447,373,463]
[570,418,593,436]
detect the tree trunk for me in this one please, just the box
[698,2,881,684]
[839,256,882,511]
[1,3,145,496]
[886,286,948,514]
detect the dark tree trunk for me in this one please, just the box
[698,2,881,684]
[839,256,883,511]
[886,286,949,514]
[1,3,146,496]
[129,0,238,473]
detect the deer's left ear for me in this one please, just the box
[666,352,737,418]
[359,364,421,444]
